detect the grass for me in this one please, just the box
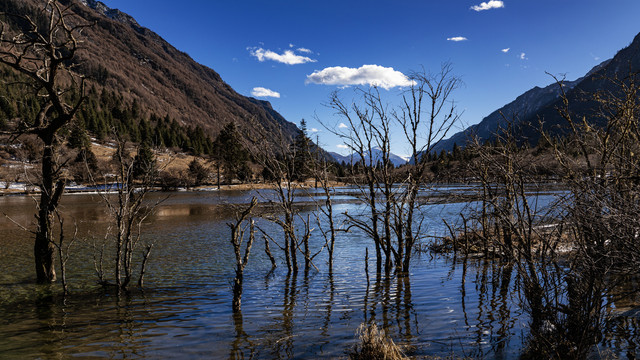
[349,323,407,360]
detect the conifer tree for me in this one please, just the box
[133,142,157,180]
[452,143,461,161]
[68,122,91,150]
[213,122,249,183]
[292,118,312,181]
[188,159,208,186]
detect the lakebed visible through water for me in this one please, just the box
[0,186,637,359]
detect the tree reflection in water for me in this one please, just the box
[230,310,253,360]
[4,190,640,358]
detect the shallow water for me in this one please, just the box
[0,187,636,358]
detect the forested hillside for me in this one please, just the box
[0,0,301,149]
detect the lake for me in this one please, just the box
[0,186,637,359]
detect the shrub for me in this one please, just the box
[349,323,406,360]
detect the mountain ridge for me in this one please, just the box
[6,0,301,148]
[330,147,407,167]
[433,58,613,153]
[517,32,640,144]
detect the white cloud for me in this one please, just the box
[338,122,348,129]
[249,47,316,65]
[501,48,510,53]
[310,128,319,132]
[519,52,527,60]
[337,144,349,149]
[470,0,505,11]
[447,36,468,42]
[297,47,313,54]
[251,87,281,98]
[289,43,294,48]
[306,65,416,89]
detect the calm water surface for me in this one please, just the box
[0,186,633,358]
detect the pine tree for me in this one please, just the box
[292,118,312,181]
[452,143,461,161]
[133,142,157,180]
[213,122,249,183]
[188,159,208,186]
[68,122,91,150]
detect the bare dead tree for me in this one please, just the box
[0,0,91,283]
[314,156,339,273]
[92,231,109,285]
[392,63,462,272]
[229,197,258,313]
[253,126,298,273]
[512,72,640,358]
[325,65,462,274]
[262,231,277,270]
[138,244,153,287]
[90,136,163,291]
[52,209,78,295]
[544,72,640,274]
[327,87,395,274]
[248,121,321,274]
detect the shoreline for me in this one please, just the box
[0,181,344,197]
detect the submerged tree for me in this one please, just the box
[315,157,339,273]
[249,122,319,274]
[519,72,640,358]
[0,0,90,283]
[439,72,640,358]
[328,87,395,273]
[229,197,258,313]
[392,64,462,272]
[92,137,159,291]
[326,64,461,274]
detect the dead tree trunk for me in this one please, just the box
[263,234,277,270]
[232,221,255,313]
[229,197,258,313]
[394,64,462,273]
[34,143,64,282]
[53,210,77,295]
[315,158,338,273]
[91,138,160,291]
[0,1,90,283]
[326,65,461,275]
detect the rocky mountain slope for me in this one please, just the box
[519,33,640,144]
[4,0,300,145]
[433,58,613,153]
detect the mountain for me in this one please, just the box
[330,147,407,167]
[432,80,579,153]
[518,33,640,144]
[329,152,352,164]
[4,0,300,146]
[433,58,612,153]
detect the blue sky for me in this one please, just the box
[100,0,640,157]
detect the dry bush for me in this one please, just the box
[349,323,406,360]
